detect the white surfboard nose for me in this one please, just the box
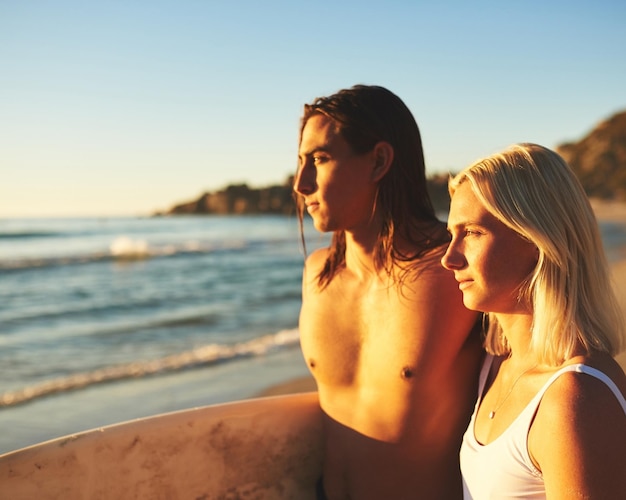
[0,392,323,499]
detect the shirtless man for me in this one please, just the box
[294,85,482,499]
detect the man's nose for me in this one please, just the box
[294,162,315,195]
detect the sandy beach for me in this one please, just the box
[592,198,626,369]
[610,258,626,369]
[256,374,317,397]
[590,198,626,222]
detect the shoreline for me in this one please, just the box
[0,347,313,455]
[255,375,317,397]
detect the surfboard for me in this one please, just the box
[0,392,323,500]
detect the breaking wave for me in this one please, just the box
[0,236,250,271]
[0,328,301,408]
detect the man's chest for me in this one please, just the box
[299,288,425,381]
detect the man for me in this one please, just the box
[294,85,482,499]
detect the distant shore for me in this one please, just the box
[590,198,626,222]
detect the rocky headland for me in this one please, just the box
[556,110,626,200]
[160,178,297,216]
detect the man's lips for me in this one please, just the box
[306,201,319,213]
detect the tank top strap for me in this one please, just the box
[530,363,626,415]
[574,364,626,413]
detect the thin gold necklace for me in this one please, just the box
[488,364,537,419]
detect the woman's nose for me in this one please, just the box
[441,239,465,270]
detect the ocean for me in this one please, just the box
[2,214,626,454]
[0,215,328,454]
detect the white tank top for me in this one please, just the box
[460,355,626,500]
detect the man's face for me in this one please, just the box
[295,114,379,234]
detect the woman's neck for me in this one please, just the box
[495,312,534,361]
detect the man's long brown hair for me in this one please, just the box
[296,85,447,288]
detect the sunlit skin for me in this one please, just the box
[294,114,482,500]
[296,114,382,236]
[442,182,626,499]
[441,182,538,316]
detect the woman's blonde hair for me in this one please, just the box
[449,143,624,365]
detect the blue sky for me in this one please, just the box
[2,0,625,216]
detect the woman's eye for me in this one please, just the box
[465,229,481,236]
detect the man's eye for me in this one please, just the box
[313,155,328,164]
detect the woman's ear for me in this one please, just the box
[371,141,394,182]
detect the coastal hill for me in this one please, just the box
[159,174,452,216]
[556,110,626,200]
[157,109,626,216]
[161,178,297,216]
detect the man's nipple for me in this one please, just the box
[401,366,414,379]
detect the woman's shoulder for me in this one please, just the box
[539,353,626,421]
[529,353,626,495]
[582,352,626,387]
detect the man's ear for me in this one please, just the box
[371,141,394,182]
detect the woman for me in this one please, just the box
[442,143,626,499]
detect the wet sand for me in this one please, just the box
[256,375,317,397]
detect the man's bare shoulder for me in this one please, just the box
[306,248,330,274]
[305,247,329,268]
[397,243,477,331]
[302,247,330,288]
[402,243,457,288]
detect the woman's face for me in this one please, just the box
[441,182,538,315]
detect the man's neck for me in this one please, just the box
[343,229,383,282]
